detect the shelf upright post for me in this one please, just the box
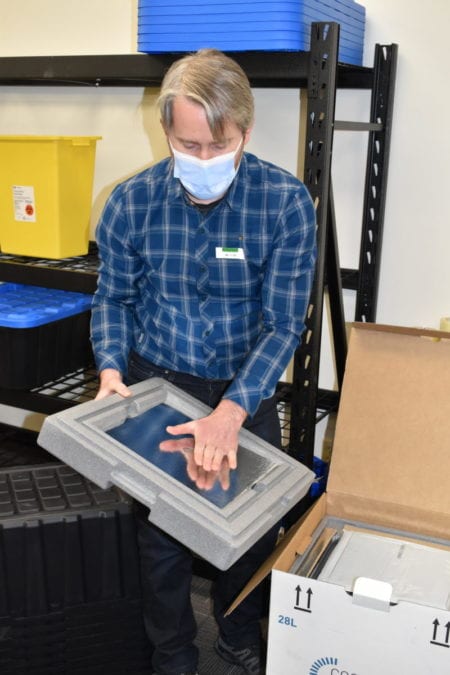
[325,180,348,391]
[355,43,398,322]
[288,22,340,467]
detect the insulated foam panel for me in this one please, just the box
[38,378,314,569]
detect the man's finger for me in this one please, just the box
[159,437,194,452]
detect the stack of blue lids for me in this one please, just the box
[138,0,365,66]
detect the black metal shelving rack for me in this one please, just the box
[0,24,398,467]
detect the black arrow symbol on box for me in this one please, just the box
[432,619,439,641]
[294,585,313,613]
[430,619,450,647]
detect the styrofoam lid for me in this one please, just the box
[38,377,314,569]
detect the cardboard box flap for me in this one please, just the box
[328,322,450,532]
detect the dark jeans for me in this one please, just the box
[127,351,281,675]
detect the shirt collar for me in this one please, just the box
[222,153,247,211]
[166,157,185,203]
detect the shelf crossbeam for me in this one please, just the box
[0,52,373,89]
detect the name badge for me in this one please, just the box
[215,247,245,260]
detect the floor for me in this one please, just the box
[191,575,247,675]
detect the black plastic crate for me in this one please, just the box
[0,283,93,389]
[0,462,151,673]
[0,601,151,674]
[0,425,56,468]
[0,464,142,617]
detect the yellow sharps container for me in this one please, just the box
[0,135,101,259]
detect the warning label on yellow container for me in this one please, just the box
[13,185,36,222]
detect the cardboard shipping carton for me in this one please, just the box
[230,322,450,674]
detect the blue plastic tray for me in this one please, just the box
[139,0,365,21]
[137,35,363,63]
[139,0,364,22]
[138,0,365,62]
[0,283,93,328]
[139,0,304,7]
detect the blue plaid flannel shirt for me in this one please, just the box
[91,152,316,417]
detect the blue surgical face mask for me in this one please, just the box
[170,138,243,201]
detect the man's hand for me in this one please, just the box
[95,368,132,400]
[159,399,247,471]
[160,445,231,491]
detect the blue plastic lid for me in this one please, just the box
[0,283,93,328]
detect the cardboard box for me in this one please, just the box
[229,322,450,674]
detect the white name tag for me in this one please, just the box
[215,247,245,260]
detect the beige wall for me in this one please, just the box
[1,0,449,434]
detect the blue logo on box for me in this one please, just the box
[309,657,360,675]
[309,656,338,674]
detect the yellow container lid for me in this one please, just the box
[0,135,101,141]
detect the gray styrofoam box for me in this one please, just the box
[37,377,314,569]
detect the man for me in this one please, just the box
[91,48,316,675]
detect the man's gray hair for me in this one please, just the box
[158,49,254,139]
